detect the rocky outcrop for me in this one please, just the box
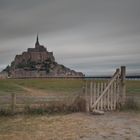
[3,36,84,78]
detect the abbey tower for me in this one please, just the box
[3,35,84,78]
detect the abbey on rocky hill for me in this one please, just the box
[3,35,84,78]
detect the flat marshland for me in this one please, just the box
[0,79,140,140]
[0,79,84,107]
[0,79,83,94]
[0,79,139,95]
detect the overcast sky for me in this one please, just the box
[0,0,140,75]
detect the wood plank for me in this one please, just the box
[97,82,100,110]
[103,83,107,110]
[110,83,113,110]
[90,81,93,109]
[93,82,96,104]
[107,87,110,110]
[91,109,104,115]
[91,69,120,109]
[116,75,120,108]
[114,81,117,110]
[85,80,89,112]
[100,82,103,110]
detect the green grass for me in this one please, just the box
[0,79,24,95]
[0,79,140,95]
[0,79,140,115]
[126,80,140,95]
[0,79,84,95]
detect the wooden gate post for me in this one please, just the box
[120,66,126,105]
[11,93,16,114]
[90,81,93,110]
[85,81,89,113]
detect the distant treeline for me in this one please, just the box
[85,75,140,80]
[9,75,140,80]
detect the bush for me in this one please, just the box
[24,96,86,115]
[24,105,46,115]
[0,96,86,116]
[69,96,86,112]
[0,108,13,116]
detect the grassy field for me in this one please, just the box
[126,80,140,95]
[0,79,85,108]
[0,79,84,95]
[0,79,139,109]
[0,79,139,95]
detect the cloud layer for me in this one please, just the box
[0,0,140,75]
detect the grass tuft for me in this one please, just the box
[0,108,13,116]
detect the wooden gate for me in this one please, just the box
[85,66,126,112]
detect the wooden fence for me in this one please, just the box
[0,67,126,114]
[1,93,77,114]
[85,66,126,112]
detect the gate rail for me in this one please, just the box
[85,66,126,112]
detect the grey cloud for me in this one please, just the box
[1,0,140,39]
[0,0,140,75]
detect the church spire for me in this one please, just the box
[35,34,40,47]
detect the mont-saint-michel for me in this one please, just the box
[2,35,84,78]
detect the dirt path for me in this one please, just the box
[18,85,49,96]
[15,84,63,97]
[0,112,140,140]
[83,112,140,140]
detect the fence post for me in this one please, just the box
[90,81,93,110]
[120,66,126,105]
[85,81,89,113]
[11,93,16,114]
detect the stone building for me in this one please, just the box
[3,35,84,78]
